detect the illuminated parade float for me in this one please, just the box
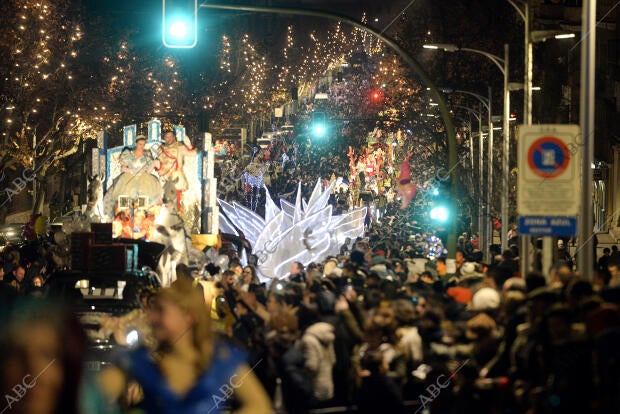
[85,120,366,284]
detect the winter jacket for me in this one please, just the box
[298,322,336,401]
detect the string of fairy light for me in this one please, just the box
[208,21,389,129]
[2,2,424,151]
[2,0,87,154]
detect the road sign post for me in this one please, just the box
[518,125,581,275]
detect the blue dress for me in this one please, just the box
[117,341,247,414]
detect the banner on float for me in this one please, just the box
[148,119,161,141]
[174,125,185,143]
[123,125,137,147]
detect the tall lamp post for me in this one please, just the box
[200,3,460,257]
[578,0,597,276]
[504,0,577,275]
[443,90,491,258]
[425,43,510,253]
[453,107,484,246]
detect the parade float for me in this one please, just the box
[67,120,221,286]
[218,179,367,280]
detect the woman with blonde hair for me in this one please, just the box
[99,277,272,413]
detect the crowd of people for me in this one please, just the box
[2,217,620,413]
[202,232,620,413]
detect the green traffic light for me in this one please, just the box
[381,83,387,88]
[169,20,189,39]
[162,0,198,48]
[430,206,448,222]
[312,123,326,137]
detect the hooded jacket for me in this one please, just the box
[298,322,336,401]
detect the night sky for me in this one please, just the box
[78,0,412,80]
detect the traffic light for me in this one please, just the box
[430,206,449,222]
[428,182,450,223]
[370,90,382,104]
[313,124,326,137]
[311,112,327,138]
[162,0,198,48]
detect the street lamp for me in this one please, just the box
[426,43,511,252]
[441,89,492,257]
[504,0,577,275]
[531,30,575,42]
[453,107,486,255]
[442,88,493,257]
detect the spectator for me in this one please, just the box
[8,265,26,295]
[0,260,17,302]
[98,277,272,413]
[239,265,259,292]
[289,261,306,283]
[266,310,317,413]
[0,299,89,414]
[357,350,405,414]
[598,247,611,275]
[297,303,336,403]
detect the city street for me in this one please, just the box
[1,1,619,413]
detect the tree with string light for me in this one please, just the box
[0,0,98,214]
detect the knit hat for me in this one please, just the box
[350,250,365,266]
[471,287,501,310]
[460,262,480,278]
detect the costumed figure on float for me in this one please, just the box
[88,123,206,287]
[155,129,195,214]
[398,153,417,209]
[111,135,162,207]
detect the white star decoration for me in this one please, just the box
[218,179,367,279]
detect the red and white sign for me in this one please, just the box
[518,124,581,216]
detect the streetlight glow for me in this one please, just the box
[554,33,575,39]
[423,44,438,49]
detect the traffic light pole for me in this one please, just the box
[200,2,460,258]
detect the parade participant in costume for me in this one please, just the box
[112,135,162,207]
[98,277,272,414]
[155,130,195,212]
[347,146,357,176]
[112,210,133,239]
[398,153,417,209]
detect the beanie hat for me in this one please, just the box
[471,287,500,310]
